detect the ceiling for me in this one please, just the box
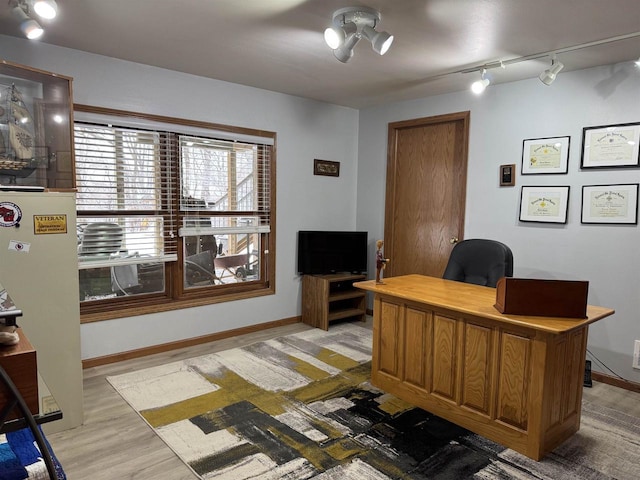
[1,0,640,108]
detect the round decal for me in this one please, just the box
[0,202,22,227]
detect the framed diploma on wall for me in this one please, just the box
[521,136,570,174]
[581,122,640,169]
[519,185,570,224]
[581,184,639,224]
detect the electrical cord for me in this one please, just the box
[586,348,625,380]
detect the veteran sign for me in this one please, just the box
[34,214,68,234]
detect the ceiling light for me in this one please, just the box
[33,0,57,19]
[325,6,393,63]
[471,69,490,94]
[10,0,58,39]
[539,57,564,85]
[324,21,357,50]
[11,4,43,39]
[21,18,44,39]
[333,33,361,63]
[362,25,394,55]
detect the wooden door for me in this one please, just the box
[384,111,469,278]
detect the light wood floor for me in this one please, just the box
[46,319,640,479]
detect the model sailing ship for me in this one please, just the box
[0,84,46,181]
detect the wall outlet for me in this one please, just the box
[633,340,640,370]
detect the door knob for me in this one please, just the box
[450,237,459,244]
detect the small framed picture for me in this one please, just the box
[581,122,640,169]
[521,136,570,174]
[581,183,639,224]
[314,159,340,177]
[500,164,516,186]
[519,185,570,224]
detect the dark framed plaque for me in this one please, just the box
[500,164,516,186]
[314,159,340,177]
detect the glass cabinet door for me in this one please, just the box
[0,60,74,190]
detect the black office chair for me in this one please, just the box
[442,239,513,287]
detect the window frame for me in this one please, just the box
[75,104,276,323]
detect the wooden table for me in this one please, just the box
[354,274,614,460]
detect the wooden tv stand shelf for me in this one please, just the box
[354,274,615,461]
[302,273,367,330]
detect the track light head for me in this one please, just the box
[33,0,58,20]
[324,26,343,50]
[11,5,43,39]
[362,25,394,55]
[334,33,361,63]
[21,18,44,39]
[325,6,393,62]
[539,57,564,85]
[324,21,357,50]
[471,69,490,94]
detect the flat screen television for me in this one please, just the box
[297,230,368,275]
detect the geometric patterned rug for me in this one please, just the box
[107,323,640,479]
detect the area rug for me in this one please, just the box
[107,323,640,479]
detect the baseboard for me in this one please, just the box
[592,371,640,394]
[82,316,302,369]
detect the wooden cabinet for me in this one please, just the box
[0,328,38,419]
[355,274,614,461]
[302,274,366,330]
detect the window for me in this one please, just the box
[74,105,275,321]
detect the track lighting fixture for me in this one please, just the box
[33,0,57,19]
[471,69,490,94]
[9,0,58,40]
[324,6,394,63]
[539,56,564,85]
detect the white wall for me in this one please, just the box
[357,62,640,382]
[0,35,360,360]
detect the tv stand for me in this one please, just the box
[302,273,366,330]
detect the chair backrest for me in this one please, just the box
[78,222,123,256]
[442,239,513,288]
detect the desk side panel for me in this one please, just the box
[376,298,403,379]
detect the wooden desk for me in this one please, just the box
[354,275,615,461]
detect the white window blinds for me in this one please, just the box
[178,135,271,238]
[74,123,177,267]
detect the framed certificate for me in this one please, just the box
[581,122,640,169]
[522,136,570,174]
[581,184,639,224]
[519,185,570,224]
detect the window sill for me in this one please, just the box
[80,285,275,324]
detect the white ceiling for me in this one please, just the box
[1,0,640,108]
